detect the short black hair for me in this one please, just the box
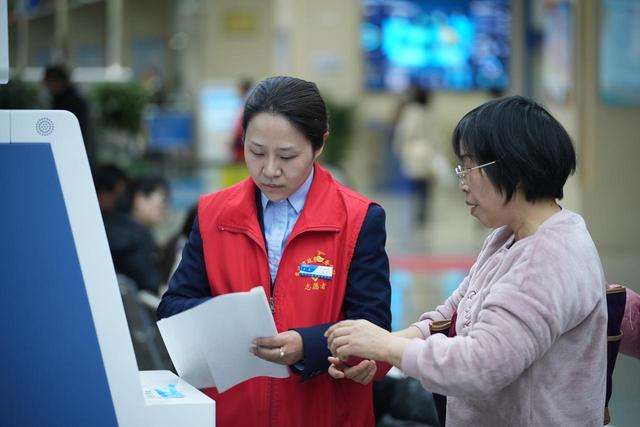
[408,85,431,106]
[242,76,328,151]
[121,177,168,213]
[131,177,168,197]
[43,65,70,85]
[452,95,576,203]
[93,164,128,193]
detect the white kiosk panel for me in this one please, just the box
[1,110,214,426]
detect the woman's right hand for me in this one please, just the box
[326,320,414,367]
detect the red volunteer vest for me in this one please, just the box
[198,164,376,427]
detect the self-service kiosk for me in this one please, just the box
[0,2,215,425]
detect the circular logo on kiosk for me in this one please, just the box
[36,117,55,136]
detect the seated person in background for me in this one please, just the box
[94,164,129,215]
[104,176,169,295]
[327,96,607,426]
[621,287,640,359]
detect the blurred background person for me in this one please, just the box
[105,176,169,295]
[43,64,95,165]
[327,96,607,427]
[94,163,129,216]
[392,85,441,225]
[141,66,167,107]
[230,78,254,163]
[94,165,173,370]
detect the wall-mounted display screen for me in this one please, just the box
[361,0,511,92]
[599,0,640,106]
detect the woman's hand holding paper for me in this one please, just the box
[251,330,303,366]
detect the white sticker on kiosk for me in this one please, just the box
[299,264,333,279]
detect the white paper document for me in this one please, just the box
[157,286,289,392]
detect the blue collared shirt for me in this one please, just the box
[261,167,314,283]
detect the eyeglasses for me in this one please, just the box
[455,160,497,183]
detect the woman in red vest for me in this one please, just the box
[158,76,391,426]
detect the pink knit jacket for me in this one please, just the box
[402,209,607,426]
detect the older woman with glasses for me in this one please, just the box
[327,96,607,426]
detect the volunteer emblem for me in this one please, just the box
[295,250,333,291]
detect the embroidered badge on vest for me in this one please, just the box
[295,250,333,291]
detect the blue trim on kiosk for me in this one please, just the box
[0,143,118,426]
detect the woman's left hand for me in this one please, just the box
[252,330,303,366]
[327,356,377,384]
[325,319,392,362]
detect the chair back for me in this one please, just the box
[118,274,165,370]
[605,284,627,425]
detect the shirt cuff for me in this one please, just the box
[400,338,426,379]
[290,323,332,380]
[411,320,432,339]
